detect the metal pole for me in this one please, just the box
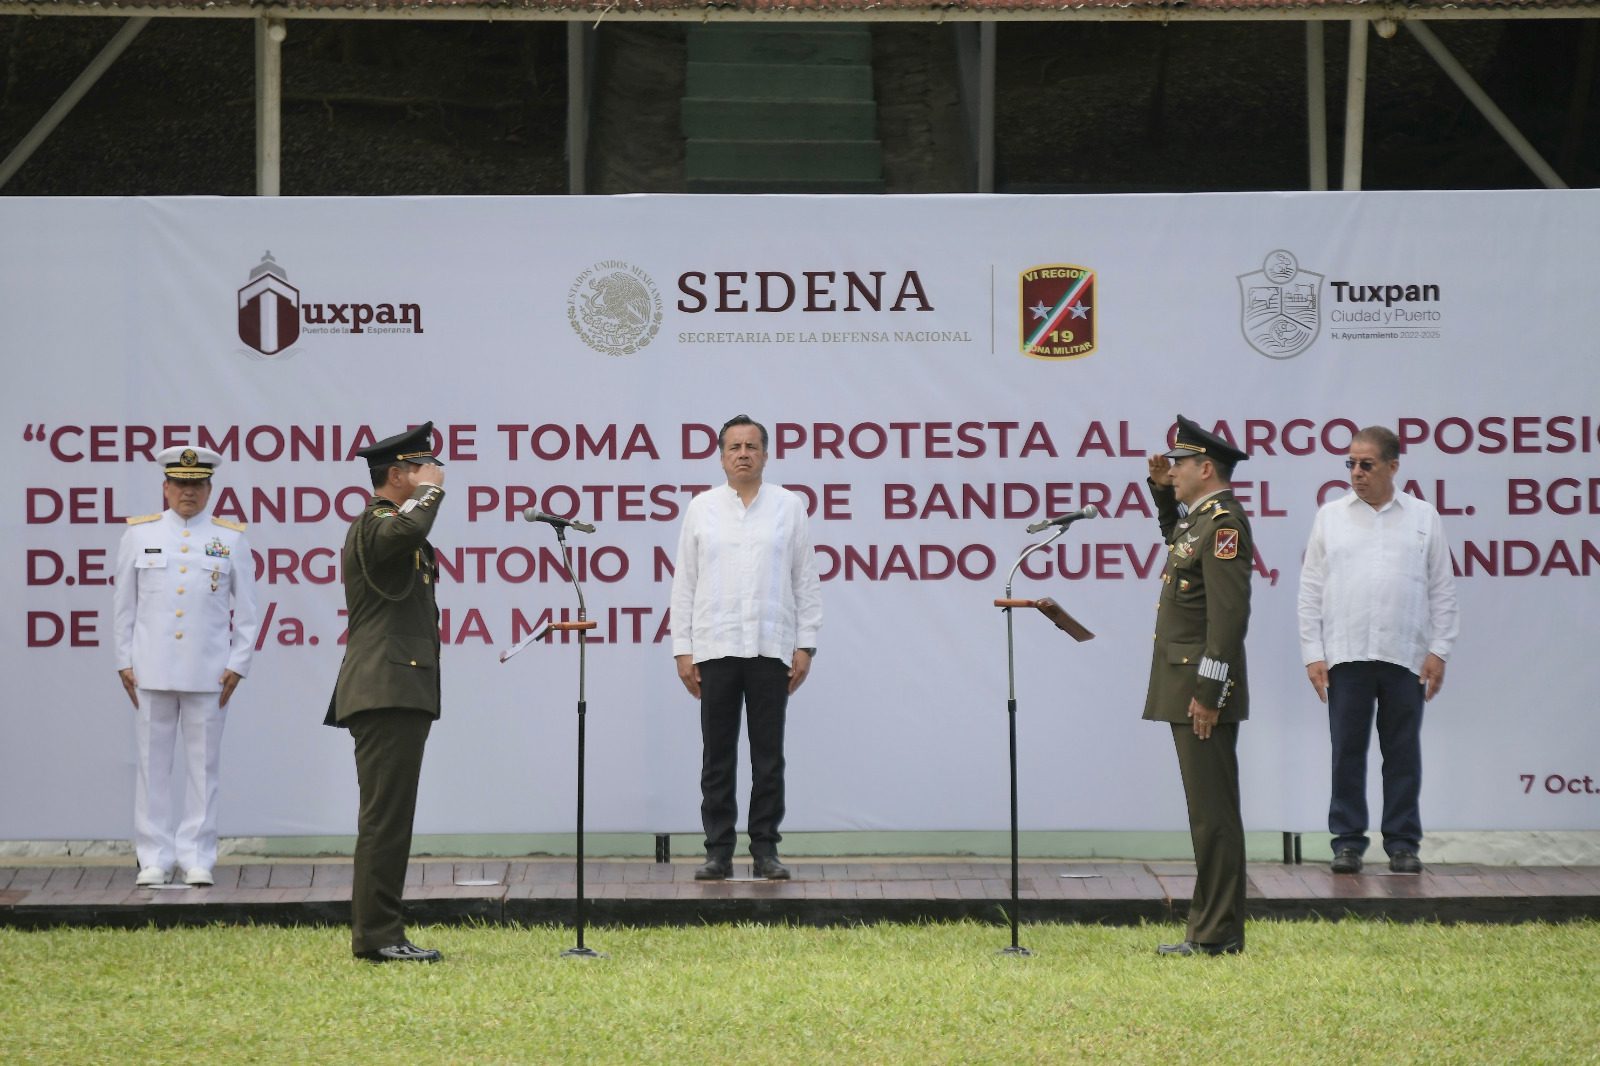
[994,526,1068,957]
[1006,689,1022,951]
[1404,21,1568,189]
[1342,19,1368,191]
[978,22,996,193]
[1306,22,1328,191]
[0,17,151,191]
[555,525,602,959]
[566,22,589,194]
[255,18,285,196]
[571,689,591,952]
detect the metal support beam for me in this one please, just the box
[0,16,150,191]
[977,22,995,193]
[567,22,590,194]
[1341,19,1368,191]
[1306,22,1328,191]
[1404,20,1567,189]
[255,18,285,196]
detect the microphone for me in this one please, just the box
[523,508,596,534]
[1025,504,1099,535]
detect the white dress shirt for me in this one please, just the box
[1297,490,1459,675]
[113,508,259,691]
[670,483,822,666]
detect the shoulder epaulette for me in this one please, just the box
[1213,509,1232,520]
[212,516,247,532]
[126,513,161,525]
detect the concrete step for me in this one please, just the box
[686,62,875,101]
[685,139,883,182]
[686,25,873,66]
[681,98,877,141]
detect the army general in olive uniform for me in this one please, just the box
[325,422,446,964]
[1144,415,1253,957]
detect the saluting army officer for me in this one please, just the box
[113,446,259,888]
[1143,415,1253,957]
[325,422,446,964]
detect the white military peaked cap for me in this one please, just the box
[156,446,223,480]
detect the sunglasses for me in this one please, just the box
[1343,459,1386,472]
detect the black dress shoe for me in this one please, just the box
[1389,851,1423,874]
[1156,937,1244,957]
[751,855,791,880]
[1331,848,1364,874]
[694,857,733,881]
[356,941,442,964]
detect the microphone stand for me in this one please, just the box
[501,521,603,959]
[993,524,1071,957]
[551,524,604,959]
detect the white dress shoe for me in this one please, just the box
[184,867,214,887]
[136,866,171,887]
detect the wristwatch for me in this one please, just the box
[799,647,816,657]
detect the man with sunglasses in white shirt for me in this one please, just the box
[1297,426,1459,875]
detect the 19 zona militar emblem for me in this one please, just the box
[1020,264,1096,360]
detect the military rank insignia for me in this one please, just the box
[1214,529,1240,560]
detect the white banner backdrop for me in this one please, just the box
[3,192,1597,840]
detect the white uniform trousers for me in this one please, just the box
[133,689,226,874]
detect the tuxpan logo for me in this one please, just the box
[1020,264,1096,360]
[235,251,426,359]
[237,252,301,358]
[1239,250,1323,360]
[568,261,663,356]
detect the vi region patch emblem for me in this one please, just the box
[1020,264,1096,361]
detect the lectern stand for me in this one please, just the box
[993,530,1095,956]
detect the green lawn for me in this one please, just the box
[3,920,1595,1064]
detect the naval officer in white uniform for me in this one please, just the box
[113,446,259,887]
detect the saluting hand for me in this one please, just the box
[1147,455,1173,487]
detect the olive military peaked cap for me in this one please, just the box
[357,421,444,469]
[1162,414,1248,466]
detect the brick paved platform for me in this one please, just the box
[4,859,1598,930]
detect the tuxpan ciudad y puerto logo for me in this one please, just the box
[1238,248,1445,360]
[236,251,427,360]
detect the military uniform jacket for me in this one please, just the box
[113,509,258,692]
[1142,483,1253,724]
[327,485,445,726]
